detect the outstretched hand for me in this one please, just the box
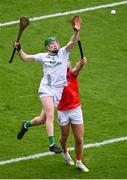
[71,15,81,31]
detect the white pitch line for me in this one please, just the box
[0,1,127,27]
[0,136,127,166]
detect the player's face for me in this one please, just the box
[47,41,60,52]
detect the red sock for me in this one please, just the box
[76,154,82,161]
[63,148,67,153]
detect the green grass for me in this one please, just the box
[0,142,127,179]
[0,0,127,179]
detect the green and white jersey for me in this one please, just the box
[34,47,69,91]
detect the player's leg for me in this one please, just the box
[30,109,46,125]
[58,110,74,165]
[24,109,46,128]
[70,106,89,172]
[71,123,89,172]
[60,124,75,165]
[40,96,54,136]
[41,96,62,153]
[17,109,46,140]
[71,123,84,161]
[60,124,70,153]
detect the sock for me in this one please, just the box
[48,136,55,146]
[76,160,81,163]
[76,154,82,161]
[24,121,31,129]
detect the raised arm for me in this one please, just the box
[65,16,81,52]
[13,42,35,62]
[71,57,87,76]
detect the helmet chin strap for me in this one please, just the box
[49,49,59,56]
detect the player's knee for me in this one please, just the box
[75,137,83,145]
[46,112,54,121]
[61,133,68,141]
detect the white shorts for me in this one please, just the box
[58,106,84,126]
[39,85,64,107]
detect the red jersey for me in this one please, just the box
[58,69,80,111]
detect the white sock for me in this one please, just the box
[76,160,81,163]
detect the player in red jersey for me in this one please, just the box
[57,57,89,172]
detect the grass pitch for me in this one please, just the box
[0,0,127,179]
